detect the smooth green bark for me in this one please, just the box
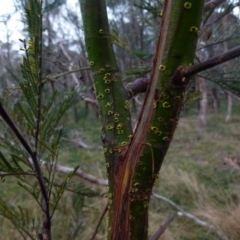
[79,1,133,176]
[79,0,132,237]
[80,1,205,239]
[129,1,205,239]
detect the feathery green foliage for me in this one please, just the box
[0,0,94,238]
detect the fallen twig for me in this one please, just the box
[153,193,228,240]
[55,164,108,186]
[62,137,102,150]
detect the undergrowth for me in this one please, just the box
[1,100,240,239]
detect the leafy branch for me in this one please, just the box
[0,1,84,239]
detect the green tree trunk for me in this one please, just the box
[79,0,133,234]
[80,1,204,239]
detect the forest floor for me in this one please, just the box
[1,100,240,240]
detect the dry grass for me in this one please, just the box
[150,109,240,240]
[1,103,240,239]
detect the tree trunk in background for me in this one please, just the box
[198,77,208,127]
[223,15,232,122]
[197,48,208,127]
[226,91,232,122]
[211,87,219,111]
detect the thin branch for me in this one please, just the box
[42,57,69,71]
[0,102,34,159]
[196,36,237,51]
[28,156,108,186]
[0,102,49,217]
[150,216,174,240]
[80,96,99,109]
[127,46,240,96]
[204,0,226,12]
[153,193,229,240]
[55,164,108,186]
[203,3,238,33]
[34,5,52,236]
[11,221,35,240]
[90,203,108,240]
[42,67,90,83]
[184,46,240,78]
[0,172,36,177]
